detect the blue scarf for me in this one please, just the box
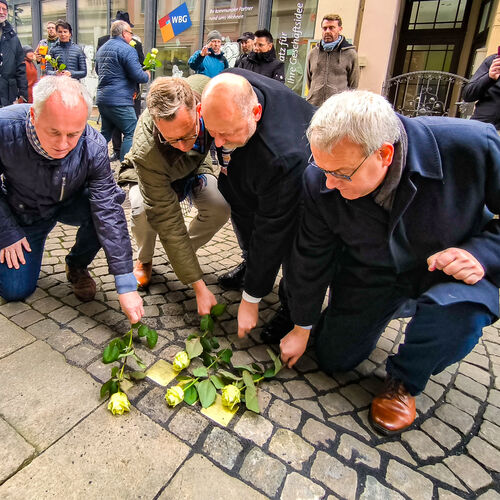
[321,36,343,52]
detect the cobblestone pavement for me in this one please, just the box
[0,185,499,499]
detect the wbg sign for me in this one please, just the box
[159,2,192,42]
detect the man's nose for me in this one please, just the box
[325,175,341,190]
[214,135,226,147]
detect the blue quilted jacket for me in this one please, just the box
[0,104,133,276]
[47,40,87,80]
[95,37,149,106]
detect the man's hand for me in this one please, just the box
[427,247,485,285]
[489,57,500,81]
[201,45,209,57]
[192,279,217,315]
[280,326,310,368]
[119,291,144,324]
[61,70,72,77]
[0,237,31,269]
[237,299,259,338]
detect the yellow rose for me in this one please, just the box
[165,386,184,407]
[107,391,131,415]
[45,55,52,61]
[151,54,157,59]
[151,48,158,55]
[173,351,190,371]
[221,384,241,410]
[129,40,136,47]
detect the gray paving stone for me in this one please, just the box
[281,472,326,500]
[93,309,125,327]
[0,418,36,484]
[444,454,492,491]
[0,315,35,358]
[445,388,480,416]
[24,288,48,304]
[234,410,273,446]
[26,317,62,340]
[86,358,118,383]
[67,315,98,334]
[340,384,373,408]
[479,419,500,449]
[420,417,462,450]
[82,323,116,344]
[310,450,358,500]
[0,302,30,318]
[329,415,372,442]
[302,418,336,446]
[488,388,500,408]
[293,399,325,420]
[268,428,314,470]
[359,377,385,395]
[337,434,380,469]
[168,406,208,445]
[202,427,243,470]
[65,343,100,366]
[467,436,500,472]
[47,305,80,324]
[386,460,433,500]
[463,350,489,369]
[319,392,354,416]
[431,370,452,387]
[418,464,467,492]
[416,392,435,414]
[305,371,338,391]
[423,379,445,401]
[401,429,445,459]
[0,341,100,451]
[454,373,488,400]
[46,328,82,352]
[136,386,176,426]
[10,309,45,328]
[160,454,266,500]
[31,296,63,314]
[360,476,404,500]
[0,406,189,498]
[284,379,316,399]
[483,403,500,425]
[435,403,474,434]
[268,399,302,430]
[262,379,290,400]
[437,489,466,500]
[76,301,107,316]
[458,362,490,386]
[377,442,417,465]
[239,447,287,497]
[477,491,500,500]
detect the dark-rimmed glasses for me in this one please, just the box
[158,118,199,146]
[308,151,372,182]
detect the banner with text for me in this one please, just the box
[159,3,192,43]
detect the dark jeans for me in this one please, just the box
[111,97,142,156]
[98,105,138,162]
[314,285,495,395]
[0,190,101,301]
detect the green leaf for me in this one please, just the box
[100,379,112,398]
[138,324,149,337]
[210,374,225,389]
[202,352,215,367]
[218,369,242,382]
[233,364,257,373]
[186,333,198,341]
[111,366,119,378]
[59,63,66,70]
[183,385,198,405]
[193,366,208,378]
[133,354,147,370]
[252,363,264,373]
[243,371,259,413]
[200,336,212,353]
[209,337,220,349]
[176,375,193,382]
[110,380,119,395]
[210,303,226,317]
[146,328,158,348]
[267,348,283,375]
[131,322,141,329]
[263,367,275,378]
[129,371,147,380]
[200,314,214,333]
[102,343,120,363]
[196,379,216,408]
[185,337,203,359]
[218,348,233,364]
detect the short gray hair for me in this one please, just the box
[32,76,93,118]
[307,90,401,156]
[146,77,196,121]
[111,20,128,37]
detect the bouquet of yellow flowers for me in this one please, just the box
[142,47,162,73]
[44,54,66,73]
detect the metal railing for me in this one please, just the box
[383,70,474,119]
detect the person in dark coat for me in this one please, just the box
[280,90,500,435]
[234,32,254,68]
[463,53,500,130]
[0,0,27,106]
[47,20,87,80]
[236,29,284,83]
[0,76,144,323]
[200,68,314,339]
[22,46,38,103]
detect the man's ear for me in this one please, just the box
[196,102,202,116]
[30,107,36,123]
[252,103,262,122]
[379,143,394,167]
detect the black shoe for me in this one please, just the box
[109,152,119,162]
[218,261,246,290]
[261,306,294,344]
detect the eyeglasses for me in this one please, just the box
[158,118,199,146]
[308,151,373,182]
[124,30,134,35]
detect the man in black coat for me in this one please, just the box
[200,68,314,339]
[236,29,285,83]
[0,0,27,106]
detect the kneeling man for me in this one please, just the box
[281,90,499,434]
[0,76,143,324]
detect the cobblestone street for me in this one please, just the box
[0,183,499,499]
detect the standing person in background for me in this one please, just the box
[189,30,228,78]
[234,32,255,67]
[463,52,500,131]
[0,0,27,107]
[35,21,58,76]
[95,20,149,162]
[237,29,284,82]
[22,46,38,103]
[306,13,359,106]
[48,20,87,80]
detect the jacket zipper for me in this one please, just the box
[59,176,66,201]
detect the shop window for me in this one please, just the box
[408,0,467,30]
[11,2,32,47]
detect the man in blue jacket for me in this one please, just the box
[188,30,228,78]
[96,20,149,161]
[0,76,144,325]
[280,90,500,435]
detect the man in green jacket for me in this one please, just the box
[120,75,230,315]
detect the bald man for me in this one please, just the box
[200,68,314,341]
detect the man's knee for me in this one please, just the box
[0,281,37,302]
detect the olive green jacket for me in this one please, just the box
[121,75,216,284]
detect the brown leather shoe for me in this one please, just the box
[133,261,152,288]
[369,377,416,435]
[65,265,96,302]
